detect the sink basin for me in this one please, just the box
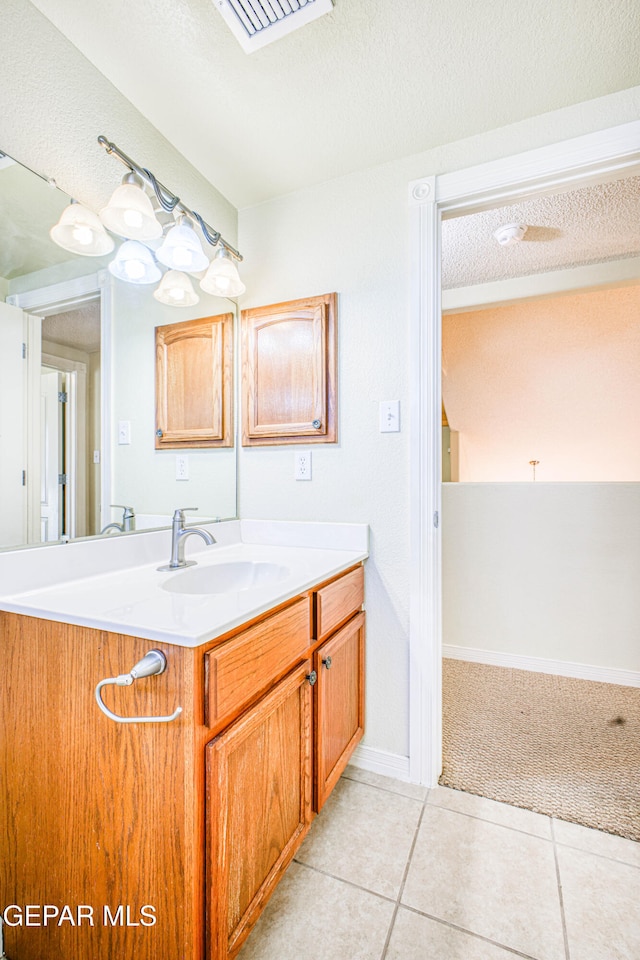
[161,560,290,595]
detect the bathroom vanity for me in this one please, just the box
[0,521,367,960]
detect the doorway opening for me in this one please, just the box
[408,119,640,788]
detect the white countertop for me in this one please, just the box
[0,520,368,647]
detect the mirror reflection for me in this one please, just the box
[0,150,237,551]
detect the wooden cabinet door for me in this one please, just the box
[314,612,365,811]
[241,293,337,445]
[206,662,313,960]
[155,313,233,448]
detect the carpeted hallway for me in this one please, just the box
[440,658,640,841]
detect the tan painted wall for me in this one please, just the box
[443,285,640,481]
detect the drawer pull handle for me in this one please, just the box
[322,656,332,669]
[95,650,183,724]
[306,670,318,686]
[312,419,322,429]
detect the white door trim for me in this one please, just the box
[408,118,640,786]
[8,270,112,531]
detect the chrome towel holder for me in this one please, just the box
[95,650,182,723]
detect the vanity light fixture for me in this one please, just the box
[49,200,115,256]
[156,215,209,273]
[153,269,200,306]
[49,136,245,305]
[200,246,246,297]
[99,171,164,241]
[108,239,162,284]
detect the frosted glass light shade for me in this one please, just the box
[50,202,114,256]
[156,218,209,273]
[99,176,163,241]
[200,247,245,297]
[153,270,200,306]
[108,240,161,284]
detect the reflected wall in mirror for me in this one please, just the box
[0,150,237,551]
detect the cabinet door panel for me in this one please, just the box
[241,293,337,445]
[155,313,233,448]
[314,612,365,811]
[206,662,313,960]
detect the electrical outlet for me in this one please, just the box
[175,455,189,481]
[118,420,131,444]
[294,450,312,481]
[93,450,100,464]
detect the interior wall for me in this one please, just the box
[0,0,237,246]
[238,88,640,760]
[443,284,640,481]
[442,483,640,672]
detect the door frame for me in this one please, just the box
[8,270,112,534]
[408,119,640,786]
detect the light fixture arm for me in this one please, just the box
[98,135,242,261]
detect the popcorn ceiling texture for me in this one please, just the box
[442,176,640,289]
[0,0,237,241]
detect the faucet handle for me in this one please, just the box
[111,503,135,516]
[173,507,198,521]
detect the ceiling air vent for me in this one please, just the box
[213,0,334,53]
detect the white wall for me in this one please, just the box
[110,281,237,521]
[442,483,640,672]
[442,285,640,481]
[238,86,640,759]
[0,0,237,244]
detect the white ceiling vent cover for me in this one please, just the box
[214,0,334,53]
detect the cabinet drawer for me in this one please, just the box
[205,596,311,729]
[315,565,364,642]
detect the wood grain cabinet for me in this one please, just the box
[241,293,337,445]
[155,313,233,448]
[0,564,364,960]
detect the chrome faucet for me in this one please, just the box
[158,508,216,571]
[100,504,136,535]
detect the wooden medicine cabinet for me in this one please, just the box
[241,293,337,445]
[155,313,233,448]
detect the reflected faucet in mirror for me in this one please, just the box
[100,504,136,535]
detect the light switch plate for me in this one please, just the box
[118,420,131,444]
[379,400,401,432]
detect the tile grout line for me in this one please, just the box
[551,818,572,960]
[378,788,431,960]
[398,904,544,960]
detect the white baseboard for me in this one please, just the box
[443,645,640,688]
[349,744,411,781]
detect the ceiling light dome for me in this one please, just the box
[108,240,161,284]
[200,247,246,298]
[50,201,114,256]
[153,270,200,306]
[99,172,163,241]
[156,216,209,273]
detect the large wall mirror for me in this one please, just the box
[0,150,237,552]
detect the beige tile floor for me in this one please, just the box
[238,765,640,960]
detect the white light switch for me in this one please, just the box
[379,400,401,433]
[118,420,131,444]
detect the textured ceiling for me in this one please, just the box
[442,176,640,289]
[28,0,640,207]
[42,302,101,355]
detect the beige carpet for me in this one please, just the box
[440,659,640,841]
